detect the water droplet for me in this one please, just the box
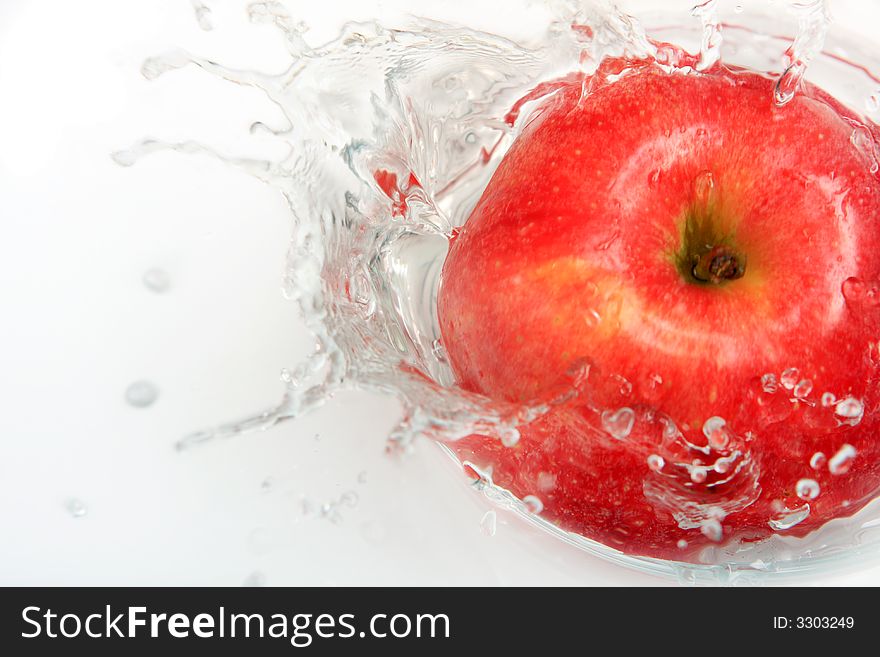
[499,426,521,448]
[689,465,709,484]
[769,503,810,530]
[834,397,863,425]
[647,454,665,472]
[761,373,778,393]
[829,444,857,475]
[702,416,729,449]
[601,407,635,440]
[793,379,813,399]
[796,478,821,500]
[693,170,715,205]
[340,490,359,508]
[480,510,497,537]
[700,518,723,542]
[243,571,266,587]
[809,451,826,470]
[821,392,836,407]
[142,267,170,293]
[66,498,87,518]
[611,375,632,397]
[191,0,214,31]
[523,495,544,514]
[535,472,556,493]
[125,380,159,408]
[780,367,800,390]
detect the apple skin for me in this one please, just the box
[438,60,880,559]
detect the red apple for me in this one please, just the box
[438,58,880,559]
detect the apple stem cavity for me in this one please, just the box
[674,198,747,286]
[692,246,746,284]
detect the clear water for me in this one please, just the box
[116,0,880,582]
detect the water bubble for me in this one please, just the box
[125,380,159,408]
[700,518,723,542]
[647,454,665,472]
[793,379,813,399]
[702,416,728,449]
[66,499,87,518]
[821,392,836,407]
[834,397,863,425]
[480,510,497,537]
[522,495,544,514]
[142,267,170,293]
[809,452,826,470]
[828,444,857,475]
[677,539,688,549]
[761,373,778,394]
[769,503,810,531]
[601,407,635,440]
[796,479,821,500]
[780,367,799,390]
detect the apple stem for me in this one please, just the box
[691,246,746,285]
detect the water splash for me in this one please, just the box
[692,0,722,71]
[773,0,831,107]
[122,0,880,572]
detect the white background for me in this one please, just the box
[2,0,880,586]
